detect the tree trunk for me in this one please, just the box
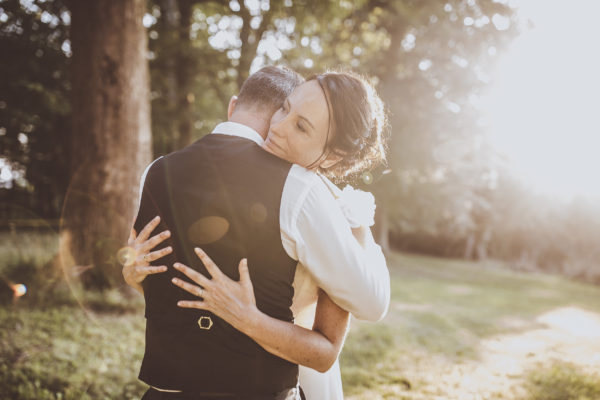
[158,0,180,153]
[176,0,194,149]
[62,0,152,288]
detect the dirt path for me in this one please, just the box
[350,307,600,399]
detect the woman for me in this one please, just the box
[126,70,388,399]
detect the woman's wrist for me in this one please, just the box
[242,305,267,338]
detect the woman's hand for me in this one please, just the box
[171,248,259,332]
[173,249,348,372]
[122,216,172,294]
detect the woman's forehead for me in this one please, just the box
[290,80,327,106]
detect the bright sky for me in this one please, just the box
[482,0,600,201]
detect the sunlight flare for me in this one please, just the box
[482,0,600,200]
[12,283,27,297]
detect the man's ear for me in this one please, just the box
[227,95,238,119]
[319,152,343,169]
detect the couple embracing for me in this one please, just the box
[123,66,391,399]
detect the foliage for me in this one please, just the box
[1,0,599,288]
[0,0,71,220]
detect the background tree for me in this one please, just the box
[2,0,599,288]
[60,0,152,288]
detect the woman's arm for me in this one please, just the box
[172,248,349,373]
[247,290,349,372]
[284,181,390,322]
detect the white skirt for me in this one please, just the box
[299,359,344,400]
[292,264,344,400]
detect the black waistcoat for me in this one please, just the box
[134,133,298,394]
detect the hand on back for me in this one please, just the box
[122,216,172,293]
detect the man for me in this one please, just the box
[128,66,390,399]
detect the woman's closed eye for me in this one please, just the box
[296,121,307,133]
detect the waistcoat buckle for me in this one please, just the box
[198,316,213,330]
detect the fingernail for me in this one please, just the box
[173,263,181,269]
[177,301,183,306]
[166,246,172,251]
[172,278,178,284]
[154,216,160,222]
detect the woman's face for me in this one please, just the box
[263,80,331,169]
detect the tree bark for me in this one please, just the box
[158,0,180,153]
[62,0,152,288]
[176,0,194,149]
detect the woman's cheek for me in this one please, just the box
[270,109,284,126]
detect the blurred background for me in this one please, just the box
[1,0,599,399]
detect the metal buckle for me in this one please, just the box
[198,316,213,330]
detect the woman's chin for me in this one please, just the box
[263,140,287,161]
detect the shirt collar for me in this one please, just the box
[211,121,265,146]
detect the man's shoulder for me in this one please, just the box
[166,133,256,160]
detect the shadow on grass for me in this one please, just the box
[522,362,600,400]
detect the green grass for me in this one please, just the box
[0,230,58,271]
[0,230,60,304]
[0,306,147,399]
[340,252,600,399]
[0,231,144,311]
[2,244,600,399]
[523,362,600,400]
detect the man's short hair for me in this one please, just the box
[236,66,305,114]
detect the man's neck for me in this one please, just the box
[229,111,270,140]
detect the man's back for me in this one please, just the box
[134,133,298,393]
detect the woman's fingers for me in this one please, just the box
[238,258,253,290]
[177,300,208,310]
[135,265,167,276]
[194,247,223,280]
[173,263,212,288]
[136,216,161,244]
[172,277,205,298]
[140,230,171,253]
[124,265,167,286]
[141,246,172,263]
